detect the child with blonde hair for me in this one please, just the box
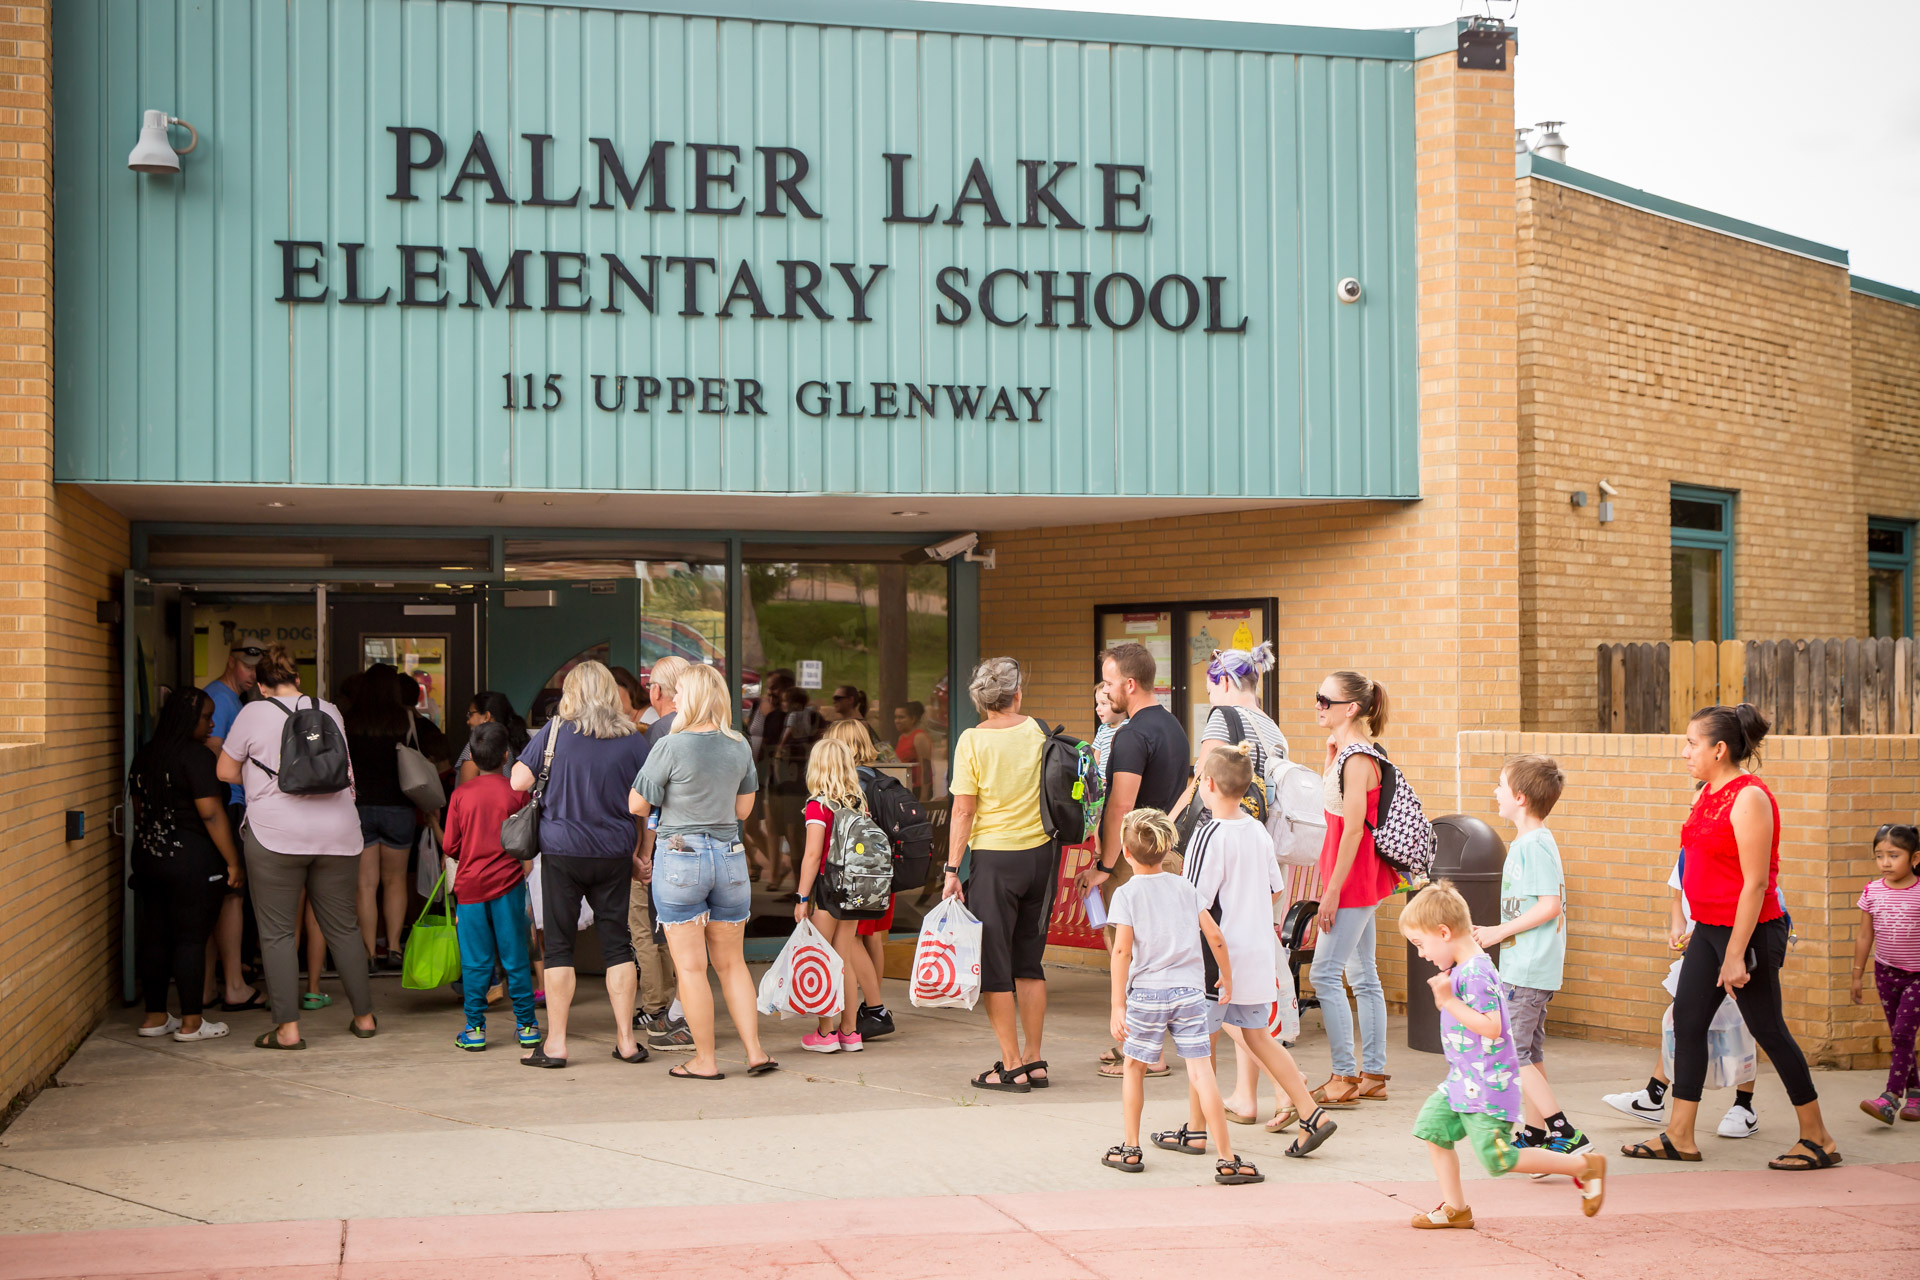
[1103,808,1261,1184]
[792,735,886,1053]
[1401,880,1605,1228]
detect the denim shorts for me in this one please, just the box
[358,804,417,849]
[652,833,753,927]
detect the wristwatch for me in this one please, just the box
[944,866,961,876]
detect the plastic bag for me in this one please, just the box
[756,918,845,1019]
[910,897,983,1010]
[1659,998,1756,1091]
[1266,931,1301,1045]
[413,822,442,900]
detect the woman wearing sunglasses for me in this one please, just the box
[1301,670,1398,1112]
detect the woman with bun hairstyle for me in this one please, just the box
[1623,704,1840,1170]
[1300,670,1399,1113]
[215,644,376,1049]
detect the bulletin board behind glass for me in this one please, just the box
[1092,600,1278,750]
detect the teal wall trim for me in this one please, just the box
[55,0,1420,503]
[1410,19,1518,62]
[532,1,1423,59]
[1852,275,1920,311]
[1518,155,1848,267]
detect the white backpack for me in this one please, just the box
[1266,757,1326,867]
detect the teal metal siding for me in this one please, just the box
[54,0,1419,499]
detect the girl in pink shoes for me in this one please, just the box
[792,736,887,1054]
[1854,823,1920,1125]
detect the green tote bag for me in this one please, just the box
[401,867,462,990]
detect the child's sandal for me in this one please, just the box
[1286,1107,1338,1158]
[1214,1156,1264,1185]
[1102,1144,1145,1173]
[1151,1124,1208,1154]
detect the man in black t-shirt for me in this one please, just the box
[1080,640,1193,1075]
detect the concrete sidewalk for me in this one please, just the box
[2,966,1915,1236]
[3,1164,1917,1279]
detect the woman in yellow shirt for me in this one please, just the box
[943,656,1051,1092]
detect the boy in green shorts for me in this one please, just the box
[1471,754,1590,1170]
[1401,881,1604,1229]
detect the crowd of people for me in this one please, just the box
[126,630,1918,1222]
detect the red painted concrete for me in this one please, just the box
[4,1165,1916,1280]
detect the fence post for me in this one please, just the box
[1609,645,1626,733]
[1719,639,1744,709]
[1669,640,1693,731]
[1596,644,1612,733]
[1654,642,1671,734]
[1898,638,1914,735]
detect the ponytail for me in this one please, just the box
[1690,702,1771,767]
[1328,669,1389,737]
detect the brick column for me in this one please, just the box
[0,2,133,1111]
[1413,35,1521,739]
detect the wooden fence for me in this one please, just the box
[1597,638,1918,735]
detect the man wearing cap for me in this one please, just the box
[202,641,263,1011]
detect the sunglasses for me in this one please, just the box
[233,645,267,658]
[1314,694,1357,710]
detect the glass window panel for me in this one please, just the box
[1868,568,1905,639]
[1867,525,1907,556]
[1672,547,1723,642]
[1181,606,1269,744]
[1670,497,1725,532]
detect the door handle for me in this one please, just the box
[110,804,124,837]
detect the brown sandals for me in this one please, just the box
[1355,1072,1391,1101]
[1312,1075,1364,1108]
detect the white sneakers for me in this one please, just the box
[1717,1102,1759,1138]
[1601,1087,1666,1124]
[1600,1087,1760,1138]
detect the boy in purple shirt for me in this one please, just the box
[1400,881,1606,1230]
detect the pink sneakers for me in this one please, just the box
[838,1031,864,1052]
[801,1031,840,1053]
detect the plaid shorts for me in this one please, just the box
[1124,987,1211,1063]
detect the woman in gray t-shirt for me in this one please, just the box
[628,664,774,1079]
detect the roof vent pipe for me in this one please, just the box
[1532,121,1568,163]
[1515,126,1533,155]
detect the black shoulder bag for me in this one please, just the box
[500,724,559,861]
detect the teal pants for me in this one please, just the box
[455,883,537,1029]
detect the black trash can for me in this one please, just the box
[1406,815,1508,1053]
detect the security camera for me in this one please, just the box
[923,533,980,563]
[1336,277,1362,304]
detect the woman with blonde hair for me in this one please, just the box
[631,663,776,1079]
[511,660,651,1069]
[1300,668,1398,1111]
[943,656,1053,1091]
[792,735,888,1053]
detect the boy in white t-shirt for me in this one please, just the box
[1103,808,1262,1184]
[1181,743,1338,1158]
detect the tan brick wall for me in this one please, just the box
[1852,290,1920,533]
[0,2,131,1113]
[1455,732,1919,1068]
[981,41,1519,1015]
[1516,176,1859,731]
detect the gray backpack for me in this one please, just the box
[822,800,894,916]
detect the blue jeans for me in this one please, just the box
[1309,905,1387,1077]
[455,883,537,1029]
[652,833,752,926]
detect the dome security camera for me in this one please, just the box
[1336,277,1362,304]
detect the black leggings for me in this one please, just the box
[1672,916,1816,1107]
[134,849,227,1018]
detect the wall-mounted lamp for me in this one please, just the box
[128,109,198,175]
[1597,479,1617,524]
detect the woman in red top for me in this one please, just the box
[1301,670,1400,1114]
[1623,704,1839,1170]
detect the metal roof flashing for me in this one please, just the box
[1851,276,1920,311]
[1518,154,1849,268]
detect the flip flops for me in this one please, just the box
[221,989,265,1013]
[520,1047,567,1068]
[669,1064,726,1081]
[349,1016,378,1039]
[1620,1133,1700,1162]
[746,1059,780,1076]
[612,1045,650,1064]
[1767,1137,1842,1171]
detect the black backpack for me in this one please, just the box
[251,696,352,796]
[857,765,936,893]
[1040,723,1105,844]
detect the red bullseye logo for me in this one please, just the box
[787,945,838,1015]
[914,939,960,1000]
[1267,998,1294,1040]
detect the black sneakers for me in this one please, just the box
[639,1011,695,1051]
[856,1003,895,1040]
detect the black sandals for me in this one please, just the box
[1102,1144,1145,1173]
[1620,1133,1700,1162]
[1151,1124,1209,1154]
[1215,1156,1264,1185]
[1286,1107,1338,1158]
[1768,1137,1842,1170]
[972,1062,1031,1093]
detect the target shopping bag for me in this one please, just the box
[1267,931,1301,1045]
[910,897,983,1010]
[756,918,845,1020]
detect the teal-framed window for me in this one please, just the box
[1671,485,1735,642]
[1868,518,1914,638]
